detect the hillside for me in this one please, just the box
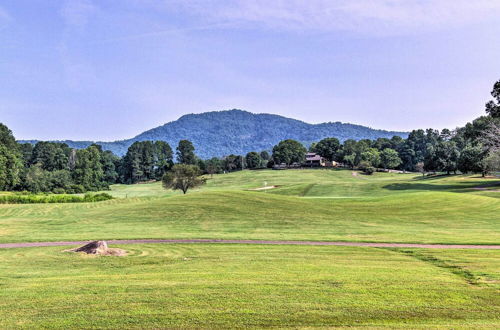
[19,110,408,158]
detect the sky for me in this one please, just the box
[1,0,500,141]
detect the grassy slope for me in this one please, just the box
[0,169,498,244]
[0,170,499,328]
[0,244,498,329]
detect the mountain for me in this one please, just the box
[19,109,408,158]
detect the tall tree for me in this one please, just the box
[0,123,23,190]
[380,148,402,170]
[361,148,381,167]
[458,144,487,175]
[73,145,105,191]
[259,151,270,161]
[312,137,340,161]
[205,157,222,177]
[433,141,460,175]
[272,139,307,166]
[223,154,244,172]
[245,152,262,169]
[176,140,197,165]
[485,80,500,118]
[154,141,173,179]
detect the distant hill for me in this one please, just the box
[19,109,408,158]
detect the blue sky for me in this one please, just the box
[1,0,500,141]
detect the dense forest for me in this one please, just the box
[20,110,408,158]
[1,81,499,193]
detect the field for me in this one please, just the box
[0,169,499,328]
[0,169,498,244]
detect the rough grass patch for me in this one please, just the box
[0,193,113,204]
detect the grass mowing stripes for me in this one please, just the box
[0,169,498,328]
[0,244,498,328]
[0,169,498,244]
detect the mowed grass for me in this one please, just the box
[0,169,498,244]
[0,244,498,329]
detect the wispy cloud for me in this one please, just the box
[161,0,500,35]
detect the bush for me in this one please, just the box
[70,184,86,194]
[363,166,375,175]
[83,193,113,202]
[52,188,66,194]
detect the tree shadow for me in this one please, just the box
[383,178,500,193]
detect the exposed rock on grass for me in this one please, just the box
[67,241,127,256]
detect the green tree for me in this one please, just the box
[223,154,244,172]
[154,141,173,179]
[245,152,262,169]
[343,154,356,169]
[73,145,105,191]
[259,151,270,161]
[205,157,222,177]
[457,144,487,175]
[312,137,340,161]
[18,143,33,167]
[434,141,460,175]
[380,148,402,170]
[361,148,381,167]
[162,164,206,194]
[485,80,500,118]
[101,150,120,184]
[122,141,169,183]
[272,139,306,166]
[22,164,49,193]
[30,142,70,171]
[176,140,197,165]
[374,138,392,151]
[0,123,23,190]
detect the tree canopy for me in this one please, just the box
[272,139,307,166]
[176,140,197,165]
[162,164,206,194]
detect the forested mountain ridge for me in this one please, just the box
[20,109,408,158]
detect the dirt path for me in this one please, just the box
[0,239,499,249]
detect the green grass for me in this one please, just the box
[0,192,113,204]
[0,244,498,329]
[0,169,498,244]
[0,169,499,328]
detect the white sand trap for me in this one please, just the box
[249,185,278,191]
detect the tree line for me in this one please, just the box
[1,80,499,193]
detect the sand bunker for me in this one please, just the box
[249,185,279,191]
[66,241,127,256]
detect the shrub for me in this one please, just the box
[83,193,113,202]
[52,188,66,194]
[70,184,86,194]
[0,193,113,204]
[363,166,375,175]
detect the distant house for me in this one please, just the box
[305,153,325,167]
[304,153,337,167]
[273,153,338,169]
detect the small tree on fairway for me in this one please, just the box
[162,164,206,194]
